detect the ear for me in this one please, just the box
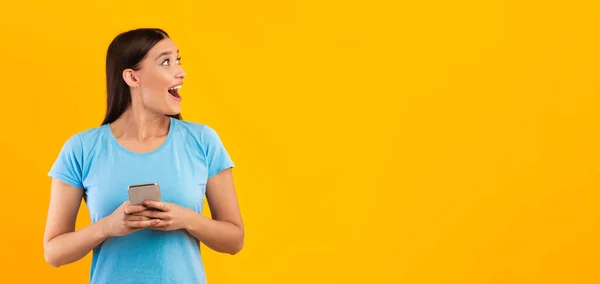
[122,69,140,87]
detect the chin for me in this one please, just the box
[164,111,180,117]
[165,107,181,116]
[162,104,181,115]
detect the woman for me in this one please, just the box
[43,28,244,284]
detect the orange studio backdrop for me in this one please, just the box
[1,0,600,283]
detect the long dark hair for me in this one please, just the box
[102,28,181,125]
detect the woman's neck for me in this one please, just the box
[110,107,171,143]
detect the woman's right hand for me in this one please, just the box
[102,201,160,237]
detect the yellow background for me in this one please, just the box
[1,0,599,283]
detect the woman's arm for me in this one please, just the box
[141,168,244,254]
[43,178,107,267]
[44,179,158,267]
[184,168,244,254]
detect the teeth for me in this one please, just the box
[168,85,182,91]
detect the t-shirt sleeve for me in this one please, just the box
[201,125,235,179]
[48,133,84,188]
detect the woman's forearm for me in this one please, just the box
[44,218,109,267]
[183,211,244,255]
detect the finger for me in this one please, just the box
[125,215,151,222]
[151,222,170,230]
[152,219,172,227]
[127,219,161,228]
[144,200,170,212]
[124,205,148,214]
[135,210,169,219]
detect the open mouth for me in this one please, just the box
[168,85,182,99]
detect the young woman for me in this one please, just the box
[43,28,244,284]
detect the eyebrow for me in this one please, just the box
[155,49,179,60]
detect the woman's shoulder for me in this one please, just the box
[66,124,107,145]
[174,119,226,146]
[57,124,107,151]
[50,125,108,168]
[175,118,207,132]
[175,119,219,137]
[77,124,107,140]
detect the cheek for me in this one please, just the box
[141,71,169,97]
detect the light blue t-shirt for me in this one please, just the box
[48,117,234,284]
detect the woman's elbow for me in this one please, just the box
[229,240,244,255]
[227,229,245,255]
[44,242,67,268]
[44,247,62,268]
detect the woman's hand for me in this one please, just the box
[102,201,161,237]
[134,200,194,231]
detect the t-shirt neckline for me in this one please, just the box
[105,116,175,156]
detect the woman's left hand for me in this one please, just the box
[134,200,193,231]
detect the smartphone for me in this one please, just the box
[128,182,162,206]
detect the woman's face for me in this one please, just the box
[131,38,186,116]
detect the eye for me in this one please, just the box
[161,59,170,66]
[176,57,182,65]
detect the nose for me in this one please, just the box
[176,65,186,79]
